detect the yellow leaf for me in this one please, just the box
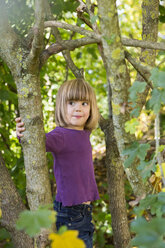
[155,163,165,178]
[49,230,85,248]
[162,188,165,192]
[0,209,2,218]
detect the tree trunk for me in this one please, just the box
[0,3,53,247]
[97,0,152,197]
[0,152,33,248]
[15,73,52,210]
[136,0,159,108]
[100,118,131,248]
[0,0,52,212]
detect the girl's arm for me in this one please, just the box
[15,117,63,153]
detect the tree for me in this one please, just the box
[0,0,165,247]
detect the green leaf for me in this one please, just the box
[130,107,140,118]
[16,209,56,237]
[129,81,147,101]
[0,228,11,241]
[122,142,150,168]
[125,118,139,134]
[131,217,165,248]
[103,34,116,45]
[91,15,98,24]
[158,145,165,152]
[150,68,165,89]
[159,15,165,23]
[58,225,68,234]
[159,5,165,15]
[134,192,165,218]
[0,89,17,104]
[137,160,156,179]
[148,88,165,113]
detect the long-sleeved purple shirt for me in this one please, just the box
[46,126,99,206]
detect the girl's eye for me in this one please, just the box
[68,101,75,105]
[82,102,88,106]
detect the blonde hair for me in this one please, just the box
[55,78,99,130]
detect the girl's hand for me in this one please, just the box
[15,117,25,137]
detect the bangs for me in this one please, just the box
[65,79,91,102]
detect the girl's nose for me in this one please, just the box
[75,102,82,111]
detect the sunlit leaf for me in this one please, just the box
[125,118,139,134]
[16,209,56,237]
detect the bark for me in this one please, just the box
[135,0,159,109]
[100,118,131,248]
[97,0,152,198]
[15,73,52,210]
[0,152,33,248]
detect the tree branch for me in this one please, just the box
[28,0,45,69]
[43,0,84,79]
[44,21,101,40]
[40,37,97,67]
[0,1,21,75]
[122,38,165,51]
[44,21,165,51]
[124,51,153,88]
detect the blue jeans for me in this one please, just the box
[53,200,94,248]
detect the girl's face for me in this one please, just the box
[65,100,90,130]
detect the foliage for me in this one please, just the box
[129,69,165,117]
[93,197,113,248]
[0,228,14,248]
[130,192,165,248]
[148,68,165,113]
[122,142,151,168]
[16,206,56,237]
[16,206,86,248]
[126,68,165,248]
[131,217,165,248]
[125,118,140,134]
[159,4,165,23]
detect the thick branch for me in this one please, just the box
[44,21,165,51]
[28,0,45,70]
[44,21,101,40]
[122,38,165,51]
[40,37,97,67]
[0,1,21,75]
[0,152,33,248]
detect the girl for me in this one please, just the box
[16,78,100,248]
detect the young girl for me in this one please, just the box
[16,78,100,248]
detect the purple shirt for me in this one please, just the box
[46,127,99,206]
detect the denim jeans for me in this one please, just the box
[53,200,94,248]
